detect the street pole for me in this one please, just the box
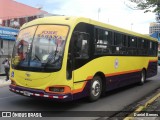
[98,8,101,21]
[131,23,133,30]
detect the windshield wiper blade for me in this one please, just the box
[43,43,59,69]
[53,43,59,61]
[34,54,41,61]
[46,44,59,64]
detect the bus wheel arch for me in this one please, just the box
[88,72,106,102]
[94,72,106,96]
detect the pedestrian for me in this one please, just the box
[2,58,10,81]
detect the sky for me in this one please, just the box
[15,0,156,34]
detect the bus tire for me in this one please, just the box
[139,70,146,85]
[88,76,102,102]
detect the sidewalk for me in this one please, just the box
[0,75,11,87]
[124,88,160,120]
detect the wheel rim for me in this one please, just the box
[91,80,101,97]
[141,71,145,83]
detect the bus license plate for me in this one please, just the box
[23,91,31,96]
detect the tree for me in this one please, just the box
[127,0,160,13]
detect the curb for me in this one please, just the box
[124,91,160,120]
[0,83,10,87]
[144,93,160,107]
[0,80,11,87]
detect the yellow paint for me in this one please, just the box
[12,56,20,65]
[124,106,144,120]
[73,56,157,83]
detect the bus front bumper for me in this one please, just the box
[9,85,73,101]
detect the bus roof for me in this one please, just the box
[21,16,157,42]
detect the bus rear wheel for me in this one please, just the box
[88,76,102,102]
[139,70,146,85]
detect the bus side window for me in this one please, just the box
[148,41,157,56]
[128,36,137,55]
[94,29,112,55]
[114,32,123,54]
[73,32,89,59]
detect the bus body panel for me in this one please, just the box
[10,69,73,90]
[73,56,157,82]
[73,56,157,90]
[10,67,74,101]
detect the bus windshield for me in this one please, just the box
[12,25,69,72]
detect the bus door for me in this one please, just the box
[67,31,90,88]
[70,31,90,89]
[73,31,90,65]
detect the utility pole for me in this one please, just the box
[131,23,133,30]
[98,8,101,21]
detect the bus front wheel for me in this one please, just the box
[88,76,102,102]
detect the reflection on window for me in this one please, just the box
[93,27,158,56]
[12,25,69,72]
[73,32,89,59]
[12,26,37,66]
[94,28,112,54]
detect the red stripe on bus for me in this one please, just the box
[149,60,158,63]
[86,59,157,79]
[86,76,93,80]
[105,69,141,77]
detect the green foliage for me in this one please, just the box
[129,0,160,13]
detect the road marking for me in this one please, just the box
[124,90,160,120]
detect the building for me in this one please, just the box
[0,0,49,74]
[149,22,160,51]
[0,26,18,73]
[149,22,160,35]
[150,32,160,51]
[0,0,48,28]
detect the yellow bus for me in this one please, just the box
[9,16,158,102]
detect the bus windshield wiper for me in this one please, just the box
[44,44,59,68]
[34,54,41,61]
[53,43,59,62]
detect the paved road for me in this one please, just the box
[0,67,159,120]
